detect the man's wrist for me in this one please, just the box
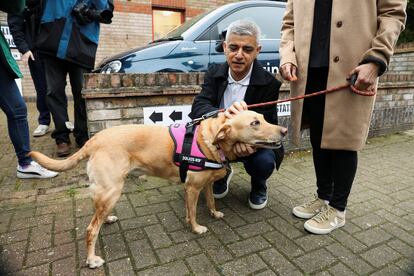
[359,56,386,76]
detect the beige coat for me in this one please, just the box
[280,0,406,151]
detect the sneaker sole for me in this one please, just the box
[213,167,234,199]
[304,220,345,235]
[292,207,319,219]
[33,130,50,137]
[16,172,58,179]
[248,197,267,210]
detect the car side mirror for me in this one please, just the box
[215,29,227,53]
[215,41,224,52]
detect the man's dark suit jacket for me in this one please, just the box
[190,59,284,169]
[190,59,281,125]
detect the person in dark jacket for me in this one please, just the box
[36,0,114,156]
[190,20,285,210]
[8,0,52,137]
[0,0,57,180]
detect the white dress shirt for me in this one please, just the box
[220,63,254,109]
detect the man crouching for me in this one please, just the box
[190,20,285,209]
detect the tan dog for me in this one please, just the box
[29,110,286,268]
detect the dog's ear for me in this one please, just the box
[213,124,231,145]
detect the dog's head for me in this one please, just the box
[212,110,287,149]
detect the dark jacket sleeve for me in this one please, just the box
[7,13,30,54]
[190,66,221,119]
[0,1,25,14]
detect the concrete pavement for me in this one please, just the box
[0,102,413,275]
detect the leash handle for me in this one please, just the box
[348,73,376,96]
[350,73,358,86]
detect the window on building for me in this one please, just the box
[152,9,184,40]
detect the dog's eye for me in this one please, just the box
[250,120,260,126]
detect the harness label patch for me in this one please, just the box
[181,155,202,164]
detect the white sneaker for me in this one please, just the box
[65,121,74,132]
[33,124,49,137]
[304,205,346,235]
[293,195,328,219]
[17,161,58,179]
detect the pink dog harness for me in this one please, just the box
[169,123,224,182]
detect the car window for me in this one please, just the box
[165,10,210,39]
[206,6,284,41]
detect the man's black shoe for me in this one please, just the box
[57,142,71,157]
[213,165,233,199]
[248,186,268,210]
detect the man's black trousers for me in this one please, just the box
[43,55,89,146]
[303,67,357,211]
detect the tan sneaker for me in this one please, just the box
[292,196,327,219]
[304,205,345,234]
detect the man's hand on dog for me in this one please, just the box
[224,101,248,119]
[233,142,256,157]
[223,101,256,157]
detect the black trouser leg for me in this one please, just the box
[330,150,357,211]
[243,148,278,193]
[304,68,333,201]
[43,56,70,144]
[28,53,50,126]
[68,63,89,146]
[304,67,357,211]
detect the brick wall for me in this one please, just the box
[371,74,414,137]
[388,52,414,75]
[84,72,201,133]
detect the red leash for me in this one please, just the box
[246,82,375,110]
[190,81,375,125]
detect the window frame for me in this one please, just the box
[152,6,185,41]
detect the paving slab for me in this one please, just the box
[0,102,413,275]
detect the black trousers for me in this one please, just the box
[303,67,357,211]
[242,146,284,191]
[29,52,50,126]
[42,55,89,146]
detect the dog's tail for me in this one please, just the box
[29,143,90,172]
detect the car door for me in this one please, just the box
[204,5,285,74]
[162,39,211,72]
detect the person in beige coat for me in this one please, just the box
[279,0,406,234]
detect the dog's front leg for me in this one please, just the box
[204,182,224,219]
[185,184,208,234]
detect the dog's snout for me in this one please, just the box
[280,127,288,137]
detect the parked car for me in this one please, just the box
[95,1,286,74]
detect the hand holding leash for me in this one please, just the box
[280,63,298,82]
[348,63,379,92]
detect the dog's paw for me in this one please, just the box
[105,215,118,224]
[86,255,105,268]
[193,225,208,234]
[211,210,224,219]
